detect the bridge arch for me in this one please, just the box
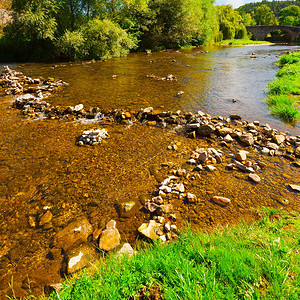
[246,25,300,41]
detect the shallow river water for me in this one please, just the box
[0,44,299,298]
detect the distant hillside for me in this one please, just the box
[238,0,300,17]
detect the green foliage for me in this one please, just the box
[279,5,300,26]
[254,4,277,25]
[83,18,137,60]
[47,211,300,300]
[55,19,136,61]
[55,30,87,61]
[216,5,248,40]
[238,0,300,18]
[266,51,300,124]
[216,39,270,45]
[141,0,218,49]
[278,52,300,66]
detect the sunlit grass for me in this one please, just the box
[266,51,300,124]
[37,209,300,300]
[216,39,271,45]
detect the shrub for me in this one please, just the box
[83,19,137,60]
[55,30,87,61]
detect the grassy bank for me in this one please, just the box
[266,51,300,124]
[36,209,300,300]
[216,39,271,45]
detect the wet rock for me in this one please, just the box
[187,192,197,203]
[289,184,300,192]
[218,127,233,136]
[152,196,164,205]
[173,183,185,193]
[293,160,300,168]
[295,147,300,157]
[116,243,136,258]
[39,210,53,226]
[54,217,93,251]
[144,202,160,213]
[239,133,254,146]
[99,220,121,251]
[66,243,99,274]
[248,173,261,183]
[138,220,160,240]
[197,125,215,137]
[78,128,108,146]
[235,151,247,162]
[212,196,231,206]
[119,201,136,212]
[261,147,270,155]
[233,160,255,173]
[230,114,241,120]
[224,134,233,143]
[177,168,187,177]
[266,142,279,150]
[257,161,267,168]
[206,165,216,172]
[274,135,285,145]
[193,164,203,171]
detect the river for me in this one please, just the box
[0,44,299,298]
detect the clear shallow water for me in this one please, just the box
[15,44,300,134]
[0,44,299,298]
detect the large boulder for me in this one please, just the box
[53,217,93,251]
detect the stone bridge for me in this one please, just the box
[246,25,300,41]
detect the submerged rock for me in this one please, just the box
[212,196,231,206]
[248,173,261,183]
[66,243,99,274]
[53,217,93,251]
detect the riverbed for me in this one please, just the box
[0,44,299,298]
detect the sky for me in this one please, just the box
[214,0,264,9]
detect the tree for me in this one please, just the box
[254,4,277,25]
[216,5,248,40]
[279,5,300,26]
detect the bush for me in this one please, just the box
[83,19,136,60]
[55,30,87,61]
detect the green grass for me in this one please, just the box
[216,39,271,45]
[266,51,300,124]
[36,208,300,300]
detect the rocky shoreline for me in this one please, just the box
[1,65,300,295]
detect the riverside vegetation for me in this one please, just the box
[0,0,299,62]
[10,209,300,300]
[266,51,300,124]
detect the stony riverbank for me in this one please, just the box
[0,65,299,297]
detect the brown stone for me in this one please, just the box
[39,210,53,226]
[54,217,93,251]
[99,221,121,251]
[235,151,247,161]
[212,196,231,206]
[248,173,261,183]
[66,243,99,274]
[239,133,254,146]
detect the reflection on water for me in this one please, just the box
[16,44,300,133]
